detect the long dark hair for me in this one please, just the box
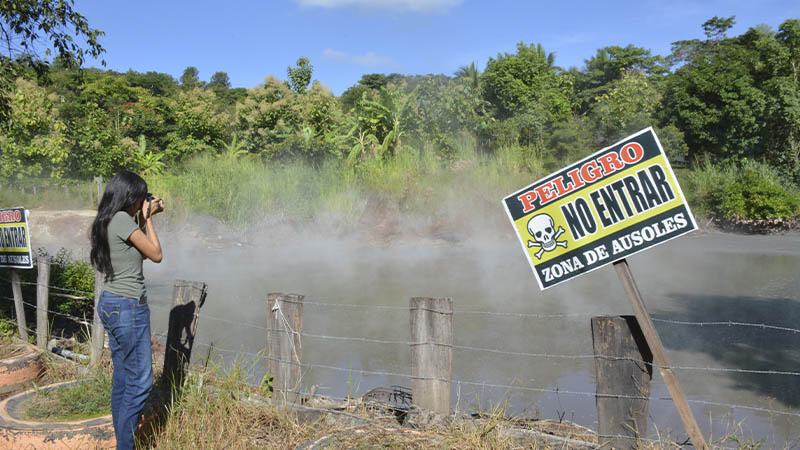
[90,171,148,277]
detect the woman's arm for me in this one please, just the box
[129,197,164,263]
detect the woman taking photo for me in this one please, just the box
[90,171,164,450]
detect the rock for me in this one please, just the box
[402,405,452,429]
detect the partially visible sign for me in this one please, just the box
[0,207,32,269]
[503,127,696,290]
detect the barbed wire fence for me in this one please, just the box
[2,264,800,448]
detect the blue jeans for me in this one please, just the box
[98,291,153,450]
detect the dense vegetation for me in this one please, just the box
[1,7,799,223]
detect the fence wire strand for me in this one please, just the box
[4,294,800,379]
[4,281,800,428]
[188,340,800,420]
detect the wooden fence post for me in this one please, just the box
[267,293,304,404]
[410,297,452,415]
[93,177,103,205]
[161,280,207,389]
[90,270,105,366]
[36,259,51,348]
[10,270,27,341]
[591,315,653,449]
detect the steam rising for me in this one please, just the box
[27,179,800,445]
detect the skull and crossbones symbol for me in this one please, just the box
[526,214,568,259]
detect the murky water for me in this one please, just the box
[145,231,800,446]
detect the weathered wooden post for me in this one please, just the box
[267,293,304,404]
[90,269,105,366]
[10,270,27,340]
[36,258,51,348]
[591,315,653,449]
[161,280,207,389]
[409,297,452,415]
[93,177,103,205]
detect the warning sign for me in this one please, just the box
[503,127,696,290]
[0,207,32,269]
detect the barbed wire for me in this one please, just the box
[652,318,800,334]
[0,274,95,297]
[187,340,800,420]
[4,278,800,336]
[0,294,92,325]
[303,300,408,311]
[4,293,800,379]
[241,296,800,335]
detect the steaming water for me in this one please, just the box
[145,231,800,446]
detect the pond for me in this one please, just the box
[146,231,800,447]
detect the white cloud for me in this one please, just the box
[352,51,395,66]
[322,48,349,62]
[297,0,462,13]
[322,48,396,67]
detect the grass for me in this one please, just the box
[0,179,97,210]
[144,353,772,450]
[23,369,112,422]
[3,143,799,232]
[0,335,25,359]
[145,139,546,231]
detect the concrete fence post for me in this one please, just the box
[591,315,653,449]
[410,296,452,415]
[36,258,50,348]
[93,177,103,205]
[10,270,27,341]
[267,293,304,404]
[90,270,105,366]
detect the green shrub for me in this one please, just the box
[684,159,800,220]
[0,249,94,326]
[48,249,95,317]
[711,171,800,219]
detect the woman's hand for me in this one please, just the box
[141,197,165,219]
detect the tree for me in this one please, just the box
[0,0,105,69]
[236,76,298,153]
[454,61,480,91]
[207,71,231,92]
[166,88,229,161]
[576,45,667,111]
[762,19,800,179]
[591,69,661,142]
[481,42,570,122]
[286,57,313,94]
[0,0,105,122]
[0,78,69,178]
[662,18,768,163]
[359,73,389,90]
[180,66,201,88]
[125,70,177,96]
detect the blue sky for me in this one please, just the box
[77,0,800,95]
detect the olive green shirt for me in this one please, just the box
[104,211,146,301]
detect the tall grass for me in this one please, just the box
[6,145,799,227]
[146,141,547,230]
[0,179,97,210]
